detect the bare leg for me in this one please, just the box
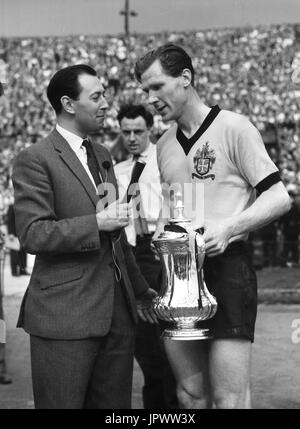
[163,339,212,409]
[209,338,252,409]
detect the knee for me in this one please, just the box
[177,383,211,409]
[213,389,250,409]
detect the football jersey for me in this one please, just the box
[157,105,279,240]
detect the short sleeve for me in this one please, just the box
[233,119,279,189]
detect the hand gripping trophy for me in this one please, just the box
[152,191,217,340]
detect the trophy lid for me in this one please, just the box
[168,190,192,229]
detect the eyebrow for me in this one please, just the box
[141,81,163,92]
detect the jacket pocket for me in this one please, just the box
[40,266,83,290]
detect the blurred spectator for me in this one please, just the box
[248,230,264,270]
[6,199,29,277]
[0,80,12,385]
[278,184,300,267]
[260,221,278,267]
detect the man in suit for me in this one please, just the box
[12,65,157,409]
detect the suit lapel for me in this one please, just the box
[49,129,99,207]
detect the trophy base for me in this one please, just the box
[162,328,213,341]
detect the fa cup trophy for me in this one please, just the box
[152,191,217,340]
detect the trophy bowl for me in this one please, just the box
[152,197,217,340]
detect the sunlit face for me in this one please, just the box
[140,59,188,122]
[120,116,150,155]
[72,73,108,135]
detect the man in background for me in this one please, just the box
[279,184,300,267]
[114,104,178,408]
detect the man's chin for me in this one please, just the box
[129,150,140,156]
[158,108,174,122]
[160,112,173,123]
[93,119,105,130]
[89,126,103,135]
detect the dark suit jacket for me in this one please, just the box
[12,129,149,340]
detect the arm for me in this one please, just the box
[204,181,291,257]
[204,117,292,256]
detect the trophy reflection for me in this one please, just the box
[152,191,217,340]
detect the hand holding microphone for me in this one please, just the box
[96,199,130,232]
[96,159,145,232]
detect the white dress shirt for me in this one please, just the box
[56,124,98,191]
[114,143,163,246]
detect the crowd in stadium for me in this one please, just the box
[1,23,300,267]
[1,23,300,189]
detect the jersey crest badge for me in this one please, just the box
[192,142,216,180]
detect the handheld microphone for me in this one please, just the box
[102,161,111,171]
[102,160,111,183]
[97,160,111,207]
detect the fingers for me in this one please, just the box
[96,208,129,231]
[137,307,158,324]
[118,218,129,228]
[146,307,159,324]
[137,292,159,324]
[205,241,227,257]
[206,249,222,257]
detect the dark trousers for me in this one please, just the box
[132,236,178,409]
[30,280,136,409]
[0,295,7,375]
[10,248,27,275]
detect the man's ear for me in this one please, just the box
[61,96,75,114]
[182,68,192,88]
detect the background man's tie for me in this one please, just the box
[130,157,149,236]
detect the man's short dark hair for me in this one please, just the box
[46,64,97,115]
[117,104,154,128]
[135,43,195,86]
